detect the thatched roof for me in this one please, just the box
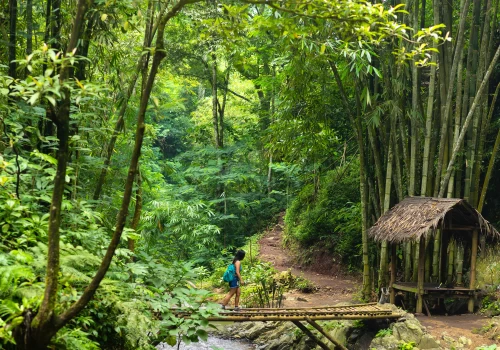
[368,197,500,243]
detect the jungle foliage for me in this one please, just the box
[0,0,499,348]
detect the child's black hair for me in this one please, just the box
[232,250,246,264]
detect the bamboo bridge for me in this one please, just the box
[173,303,403,350]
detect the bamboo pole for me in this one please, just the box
[456,243,464,287]
[432,232,441,282]
[379,136,394,288]
[439,44,500,197]
[305,318,347,350]
[416,237,426,314]
[292,321,331,350]
[477,82,500,213]
[434,0,471,196]
[468,229,478,313]
[205,314,402,322]
[447,239,455,284]
[390,243,397,304]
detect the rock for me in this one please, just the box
[348,328,363,343]
[297,297,309,302]
[440,332,472,349]
[391,316,424,344]
[370,335,399,349]
[353,332,376,350]
[266,332,295,350]
[327,322,350,346]
[369,310,440,350]
[418,334,441,349]
[458,336,471,346]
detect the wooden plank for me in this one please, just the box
[392,283,418,293]
[292,321,331,350]
[215,310,392,317]
[305,318,347,350]
[228,302,379,311]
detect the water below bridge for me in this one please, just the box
[157,336,255,349]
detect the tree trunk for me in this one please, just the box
[93,0,157,200]
[329,61,371,300]
[23,1,94,347]
[8,0,17,79]
[16,1,196,347]
[212,52,220,148]
[26,0,32,55]
[129,166,142,255]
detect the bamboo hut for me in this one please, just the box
[368,197,500,314]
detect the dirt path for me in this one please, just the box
[258,215,360,307]
[417,314,496,348]
[258,215,498,348]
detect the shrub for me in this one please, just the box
[284,164,361,270]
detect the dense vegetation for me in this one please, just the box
[0,0,499,348]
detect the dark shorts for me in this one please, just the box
[229,276,240,289]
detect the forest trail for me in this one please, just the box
[258,215,496,349]
[258,214,359,307]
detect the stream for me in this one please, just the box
[157,336,255,350]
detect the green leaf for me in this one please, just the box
[196,329,208,341]
[28,92,40,105]
[45,95,56,106]
[165,335,177,346]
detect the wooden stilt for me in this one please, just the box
[423,299,432,317]
[416,236,426,314]
[468,229,478,313]
[292,321,331,350]
[305,317,347,350]
[390,243,397,304]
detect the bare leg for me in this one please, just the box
[221,288,237,306]
[235,287,241,307]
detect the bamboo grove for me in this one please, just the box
[345,0,500,299]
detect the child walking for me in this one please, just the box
[220,250,245,311]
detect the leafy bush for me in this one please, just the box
[284,164,362,270]
[398,341,416,350]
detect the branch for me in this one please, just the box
[228,88,251,102]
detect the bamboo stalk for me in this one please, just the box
[421,53,437,196]
[292,321,331,350]
[478,83,500,213]
[379,133,394,288]
[305,318,348,350]
[434,0,471,196]
[468,230,478,312]
[439,44,500,196]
